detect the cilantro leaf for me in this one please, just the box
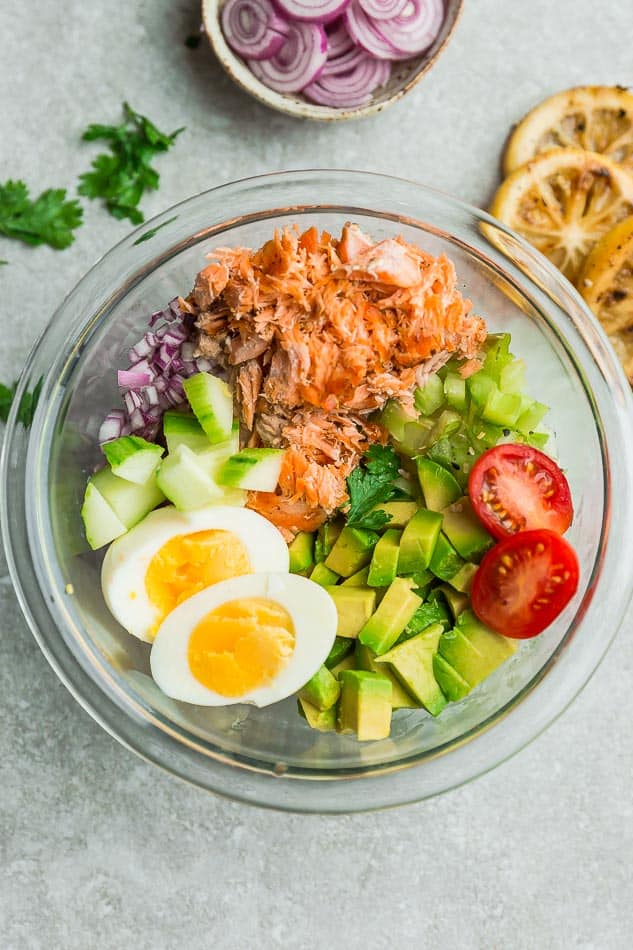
[0,180,83,250]
[344,444,401,530]
[0,381,16,422]
[78,102,184,224]
[0,377,43,426]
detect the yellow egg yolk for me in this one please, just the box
[188,597,296,697]
[145,530,251,638]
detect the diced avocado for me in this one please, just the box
[330,653,357,678]
[414,373,445,416]
[310,562,340,587]
[80,481,127,550]
[156,443,224,510]
[90,465,165,529]
[298,665,341,711]
[429,532,465,581]
[397,507,443,574]
[337,670,392,741]
[482,388,522,427]
[183,372,233,444]
[439,610,516,686]
[399,593,451,643]
[163,411,212,455]
[341,566,371,587]
[436,584,469,620]
[375,623,446,716]
[415,458,461,511]
[367,529,401,588]
[426,433,471,489]
[428,409,462,445]
[325,587,377,638]
[217,447,284,491]
[355,642,418,709]
[441,497,493,560]
[324,636,354,670]
[443,373,467,411]
[404,568,434,598]
[372,500,418,527]
[288,531,314,574]
[103,435,164,485]
[397,419,435,457]
[325,526,379,577]
[359,576,422,655]
[297,698,337,732]
[432,654,472,702]
[448,562,478,594]
[378,399,417,441]
[392,475,419,499]
[315,519,343,562]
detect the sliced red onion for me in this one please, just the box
[322,45,367,76]
[375,0,444,56]
[359,0,408,18]
[344,1,399,59]
[325,19,355,57]
[248,21,328,93]
[303,55,391,107]
[221,0,289,61]
[275,0,351,24]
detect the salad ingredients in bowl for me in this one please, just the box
[81,224,579,742]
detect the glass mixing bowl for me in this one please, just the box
[3,170,633,813]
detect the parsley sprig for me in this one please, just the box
[0,180,83,250]
[0,378,43,426]
[344,444,402,531]
[78,102,184,224]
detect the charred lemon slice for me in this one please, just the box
[504,86,633,175]
[490,149,633,283]
[577,216,633,381]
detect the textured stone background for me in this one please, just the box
[1,1,632,947]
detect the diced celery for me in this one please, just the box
[428,409,462,445]
[467,372,496,408]
[499,358,526,393]
[482,333,513,381]
[482,389,523,427]
[516,401,549,433]
[414,374,445,416]
[379,399,416,442]
[444,373,467,411]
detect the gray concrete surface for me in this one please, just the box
[1,1,633,947]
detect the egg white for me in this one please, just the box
[149,572,338,707]
[101,505,290,642]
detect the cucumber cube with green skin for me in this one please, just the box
[310,562,340,587]
[183,372,234,444]
[341,566,370,587]
[397,507,443,574]
[298,665,341,711]
[297,698,337,732]
[102,436,164,485]
[315,520,343,563]
[367,529,402,588]
[371,500,418,527]
[217,447,285,491]
[288,531,314,574]
[90,466,165,529]
[325,526,379,577]
[324,587,377,638]
[415,458,461,511]
[163,411,213,455]
[432,654,472,701]
[355,642,418,709]
[378,399,417,441]
[81,482,128,550]
[436,583,469,620]
[429,532,465,582]
[444,373,467,411]
[156,443,224,510]
[324,636,355,670]
[414,374,445,416]
[374,623,446,716]
[448,562,478,594]
[441,497,494,560]
[359,576,422,655]
[337,670,393,741]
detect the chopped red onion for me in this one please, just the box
[117,369,153,390]
[221,0,290,60]
[98,411,127,445]
[248,21,328,93]
[375,0,444,55]
[275,0,351,24]
[358,0,408,19]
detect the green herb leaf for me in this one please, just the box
[344,444,401,530]
[0,180,83,250]
[0,380,17,422]
[78,103,184,224]
[0,377,43,426]
[132,215,178,245]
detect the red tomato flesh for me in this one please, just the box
[468,444,573,540]
[471,529,579,639]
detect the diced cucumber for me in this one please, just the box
[81,481,127,550]
[163,411,212,455]
[102,435,164,485]
[156,444,224,510]
[183,372,233,444]
[414,374,445,416]
[415,458,461,511]
[310,562,340,587]
[482,388,523,427]
[289,531,314,574]
[216,447,284,491]
[444,373,467,411]
[398,507,443,574]
[379,399,416,442]
[90,466,165,529]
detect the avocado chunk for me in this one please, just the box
[367,529,402,588]
[374,623,447,716]
[324,636,355,670]
[359,576,422,655]
[438,610,517,686]
[310,562,340,587]
[297,698,337,732]
[315,519,343,562]
[337,670,393,741]
[325,526,379,577]
[288,531,314,574]
[341,566,371,587]
[416,458,461,511]
[372,500,418,527]
[436,584,469,620]
[432,654,471,702]
[355,642,418,709]
[298,665,341,711]
[398,507,443,574]
[441,497,493,560]
[330,654,356,678]
[325,586,377,638]
[429,531,465,581]
[448,562,478,594]
[398,591,452,643]
[403,568,434,598]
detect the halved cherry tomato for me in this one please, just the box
[468,444,573,540]
[471,529,579,639]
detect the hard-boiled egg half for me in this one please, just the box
[101,505,290,642]
[150,572,338,707]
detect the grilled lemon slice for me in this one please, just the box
[577,216,633,381]
[504,86,633,175]
[490,148,633,283]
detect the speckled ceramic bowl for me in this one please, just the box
[202,0,464,121]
